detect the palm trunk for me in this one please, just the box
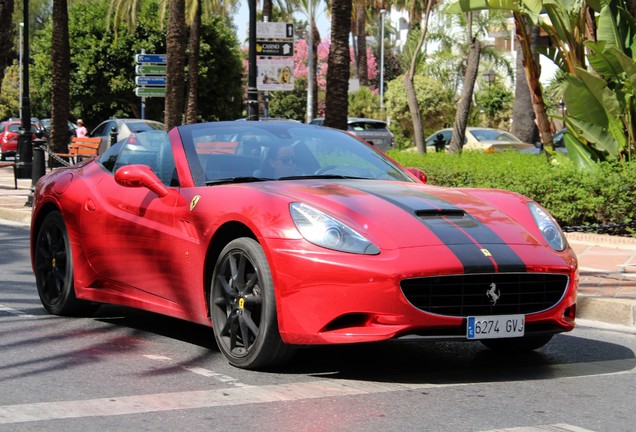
[514,12,553,149]
[51,0,71,154]
[164,0,186,130]
[449,39,481,153]
[510,20,538,144]
[185,0,201,124]
[312,24,320,117]
[0,0,15,96]
[405,0,433,153]
[356,5,368,86]
[324,0,352,130]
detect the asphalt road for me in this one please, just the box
[2,221,636,432]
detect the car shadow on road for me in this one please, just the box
[89,306,636,384]
[283,333,636,384]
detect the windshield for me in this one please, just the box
[127,121,165,133]
[177,121,413,186]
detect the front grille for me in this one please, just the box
[401,273,569,317]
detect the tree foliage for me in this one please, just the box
[385,74,455,149]
[28,0,243,129]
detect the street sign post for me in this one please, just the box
[256,22,294,39]
[135,54,167,64]
[135,76,167,86]
[135,87,166,97]
[135,64,167,75]
[256,41,294,57]
[135,52,167,117]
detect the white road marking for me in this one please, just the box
[182,367,247,386]
[143,355,172,361]
[0,304,36,318]
[479,424,596,432]
[0,379,450,424]
[143,354,247,386]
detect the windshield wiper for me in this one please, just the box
[205,176,269,185]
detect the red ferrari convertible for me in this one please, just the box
[30,121,578,369]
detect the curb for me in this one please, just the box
[0,206,31,225]
[577,295,636,327]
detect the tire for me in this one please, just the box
[34,211,97,316]
[210,237,295,369]
[480,334,553,352]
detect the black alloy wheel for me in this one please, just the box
[210,237,294,369]
[34,211,96,315]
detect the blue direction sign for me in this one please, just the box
[135,54,167,64]
[135,76,167,86]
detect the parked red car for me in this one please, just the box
[0,120,38,161]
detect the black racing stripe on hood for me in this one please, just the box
[349,182,527,273]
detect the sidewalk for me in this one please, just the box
[1,164,635,327]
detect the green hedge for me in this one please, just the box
[389,150,636,232]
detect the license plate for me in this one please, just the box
[467,314,525,340]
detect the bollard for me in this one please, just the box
[16,128,33,179]
[109,126,118,147]
[26,136,47,207]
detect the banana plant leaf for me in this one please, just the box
[563,131,600,170]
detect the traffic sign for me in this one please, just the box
[135,54,167,64]
[256,22,294,39]
[135,76,167,86]
[135,87,166,97]
[135,64,167,75]
[256,41,294,57]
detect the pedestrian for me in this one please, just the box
[76,119,87,138]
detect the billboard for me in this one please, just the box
[256,59,294,91]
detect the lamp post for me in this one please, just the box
[19,22,23,113]
[246,0,259,120]
[17,0,33,185]
[379,9,386,112]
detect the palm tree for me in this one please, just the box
[352,0,368,85]
[324,0,352,130]
[510,19,538,145]
[184,0,201,124]
[0,0,15,100]
[295,0,325,120]
[165,0,186,129]
[50,0,71,154]
[403,0,434,153]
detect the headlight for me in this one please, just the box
[290,202,380,255]
[528,202,566,251]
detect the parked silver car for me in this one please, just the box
[90,118,164,154]
[310,117,395,152]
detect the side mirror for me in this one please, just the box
[115,164,169,197]
[405,167,427,184]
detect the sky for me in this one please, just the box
[234,2,331,44]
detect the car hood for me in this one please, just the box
[468,140,535,151]
[258,179,544,250]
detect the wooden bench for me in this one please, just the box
[52,137,101,167]
[0,161,17,189]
